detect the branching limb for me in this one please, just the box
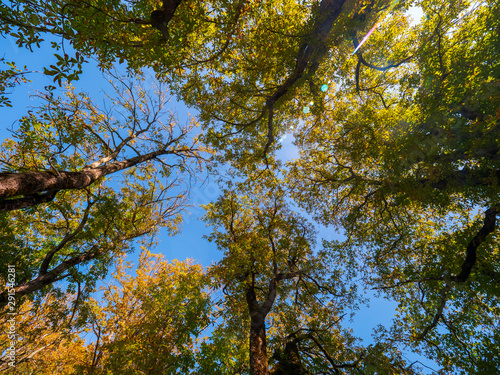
[452,205,500,282]
[373,277,444,291]
[353,34,413,72]
[150,0,183,41]
[417,282,451,339]
[38,197,94,275]
[258,0,348,158]
[306,332,364,372]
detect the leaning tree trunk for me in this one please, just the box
[0,148,174,212]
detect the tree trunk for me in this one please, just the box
[249,316,270,375]
[271,339,307,375]
[0,170,102,200]
[245,272,297,374]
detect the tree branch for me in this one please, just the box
[259,0,348,156]
[306,332,363,371]
[0,144,199,209]
[452,205,500,282]
[417,282,451,339]
[0,248,101,307]
[38,199,94,275]
[0,190,58,212]
[353,34,413,72]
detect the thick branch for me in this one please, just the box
[416,206,499,339]
[0,190,57,212]
[0,146,196,208]
[452,205,500,282]
[246,274,260,316]
[150,0,183,41]
[259,271,302,317]
[261,0,348,155]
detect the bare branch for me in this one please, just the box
[417,282,451,339]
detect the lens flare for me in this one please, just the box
[352,0,400,55]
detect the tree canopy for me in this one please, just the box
[2,253,211,374]
[287,0,500,371]
[0,74,205,312]
[1,0,499,373]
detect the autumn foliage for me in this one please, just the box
[1,0,499,373]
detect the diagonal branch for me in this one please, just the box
[83,123,152,170]
[0,142,200,209]
[38,199,94,275]
[452,205,500,282]
[306,332,363,371]
[0,227,151,308]
[417,282,451,339]
[353,34,413,72]
[416,206,499,339]
[259,0,348,157]
[0,247,100,308]
[259,271,302,317]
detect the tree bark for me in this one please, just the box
[262,0,348,155]
[0,148,178,211]
[246,279,273,375]
[244,272,302,374]
[150,0,183,40]
[452,205,500,282]
[0,190,57,212]
[249,316,270,375]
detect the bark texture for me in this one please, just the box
[249,318,270,375]
[0,148,174,211]
[453,205,500,282]
[150,0,183,40]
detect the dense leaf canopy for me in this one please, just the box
[1,0,499,373]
